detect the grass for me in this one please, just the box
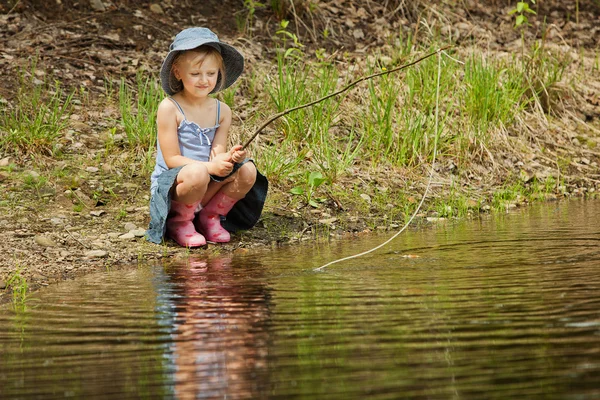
[0,61,73,155]
[118,73,163,174]
[0,21,578,259]
[6,267,30,312]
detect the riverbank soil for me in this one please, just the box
[1,0,600,301]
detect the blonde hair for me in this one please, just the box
[169,45,226,94]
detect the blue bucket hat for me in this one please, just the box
[160,27,244,95]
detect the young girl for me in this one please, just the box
[146,27,267,247]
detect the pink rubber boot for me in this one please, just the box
[166,200,206,247]
[196,192,238,243]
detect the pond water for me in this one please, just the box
[1,200,600,399]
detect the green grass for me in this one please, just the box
[6,267,29,312]
[118,73,163,151]
[0,63,73,155]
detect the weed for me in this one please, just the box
[291,171,327,207]
[463,56,527,142]
[509,1,537,30]
[22,173,49,200]
[6,267,29,312]
[0,61,73,155]
[237,0,264,34]
[118,72,162,151]
[258,138,306,184]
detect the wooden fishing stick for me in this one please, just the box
[242,45,453,149]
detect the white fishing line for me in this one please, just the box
[313,51,445,272]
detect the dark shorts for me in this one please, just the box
[146,160,268,244]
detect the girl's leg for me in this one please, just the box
[196,163,257,243]
[220,162,257,199]
[167,164,210,247]
[173,163,211,204]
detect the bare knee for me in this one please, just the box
[236,162,257,188]
[178,163,210,190]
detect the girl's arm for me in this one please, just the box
[157,99,226,175]
[211,102,247,163]
[209,101,232,159]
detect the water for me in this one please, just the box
[1,200,600,399]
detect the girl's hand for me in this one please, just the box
[208,152,233,177]
[229,145,246,163]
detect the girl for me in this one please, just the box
[147,27,267,247]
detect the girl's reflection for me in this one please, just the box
[167,255,270,399]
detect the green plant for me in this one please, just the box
[463,56,527,140]
[6,267,29,312]
[0,62,73,155]
[22,173,49,200]
[119,73,162,150]
[237,0,264,33]
[509,1,536,29]
[276,20,305,59]
[258,138,306,184]
[291,171,327,207]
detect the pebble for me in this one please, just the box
[90,210,105,217]
[149,4,164,14]
[318,217,338,225]
[25,170,40,179]
[131,229,146,238]
[360,193,371,203]
[0,280,6,289]
[35,235,57,247]
[426,217,447,222]
[86,167,99,173]
[85,250,108,259]
[124,222,137,231]
[119,232,135,240]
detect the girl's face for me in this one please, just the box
[174,51,220,97]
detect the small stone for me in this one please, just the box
[0,157,12,167]
[124,222,137,231]
[86,167,99,173]
[25,170,40,179]
[318,217,338,225]
[90,0,106,11]
[360,193,371,203]
[0,280,6,289]
[149,3,164,13]
[426,217,446,222]
[130,229,146,238]
[90,210,105,217]
[107,233,120,238]
[352,28,365,39]
[35,235,57,247]
[84,250,108,258]
[50,218,64,225]
[119,232,135,240]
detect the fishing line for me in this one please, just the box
[313,50,445,272]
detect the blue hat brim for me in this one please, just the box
[160,36,244,95]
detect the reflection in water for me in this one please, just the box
[1,200,600,399]
[163,256,270,399]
